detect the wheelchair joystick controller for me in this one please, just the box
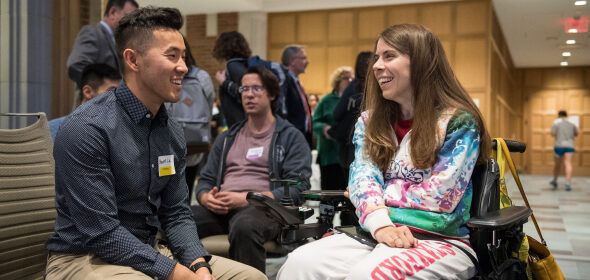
[271,178,298,207]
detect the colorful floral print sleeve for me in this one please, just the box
[348,109,481,239]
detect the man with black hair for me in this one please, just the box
[67,0,138,88]
[46,6,265,280]
[49,63,121,140]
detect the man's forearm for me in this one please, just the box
[88,226,176,279]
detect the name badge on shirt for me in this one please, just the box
[158,155,176,177]
[246,147,264,160]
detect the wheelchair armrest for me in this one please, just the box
[467,206,532,230]
[247,192,303,226]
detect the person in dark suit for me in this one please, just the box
[281,45,313,147]
[67,0,138,88]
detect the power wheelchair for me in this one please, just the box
[247,139,532,279]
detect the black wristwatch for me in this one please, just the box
[189,261,212,274]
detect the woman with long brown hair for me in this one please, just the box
[278,24,490,279]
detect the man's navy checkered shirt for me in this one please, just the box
[47,82,210,279]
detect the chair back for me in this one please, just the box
[470,158,500,218]
[0,113,56,280]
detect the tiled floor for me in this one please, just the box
[506,175,590,280]
[264,174,590,279]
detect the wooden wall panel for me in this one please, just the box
[357,43,374,53]
[420,4,452,36]
[297,12,326,43]
[562,69,585,88]
[268,0,497,112]
[328,11,354,43]
[267,48,283,63]
[524,69,543,86]
[455,38,487,89]
[566,90,585,113]
[456,1,488,35]
[524,67,590,175]
[387,6,419,26]
[358,9,385,40]
[299,47,327,94]
[441,40,453,66]
[269,15,295,44]
[327,46,355,81]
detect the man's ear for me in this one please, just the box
[81,85,95,102]
[123,49,140,72]
[107,7,118,17]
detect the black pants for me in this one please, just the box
[320,164,358,226]
[191,205,281,273]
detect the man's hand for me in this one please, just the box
[323,125,333,140]
[182,97,193,106]
[260,191,275,199]
[214,69,226,84]
[215,191,248,209]
[200,187,229,215]
[169,263,215,280]
[374,225,418,249]
[194,267,215,280]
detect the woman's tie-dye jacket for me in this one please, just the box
[348,109,481,239]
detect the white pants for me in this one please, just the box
[277,233,477,280]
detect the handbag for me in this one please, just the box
[494,138,565,280]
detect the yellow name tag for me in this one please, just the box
[158,155,176,177]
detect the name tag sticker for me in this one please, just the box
[246,147,264,160]
[158,155,176,177]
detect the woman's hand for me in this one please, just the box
[215,69,226,84]
[374,225,418,249]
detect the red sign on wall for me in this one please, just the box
[562,16,589,33]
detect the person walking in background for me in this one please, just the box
[281,45,313,146]
[67,0,137,88]
[167,36,215,201]
[312,66,354,224]
[550,110,579,191]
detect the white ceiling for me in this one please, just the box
[493,0,590,68]
[137,0,590,68]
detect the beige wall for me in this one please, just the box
[489,10,524,167]
[267,0,494,108]
[267,0,525,152]
[185,13,239,87]
[523,67,590,175]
